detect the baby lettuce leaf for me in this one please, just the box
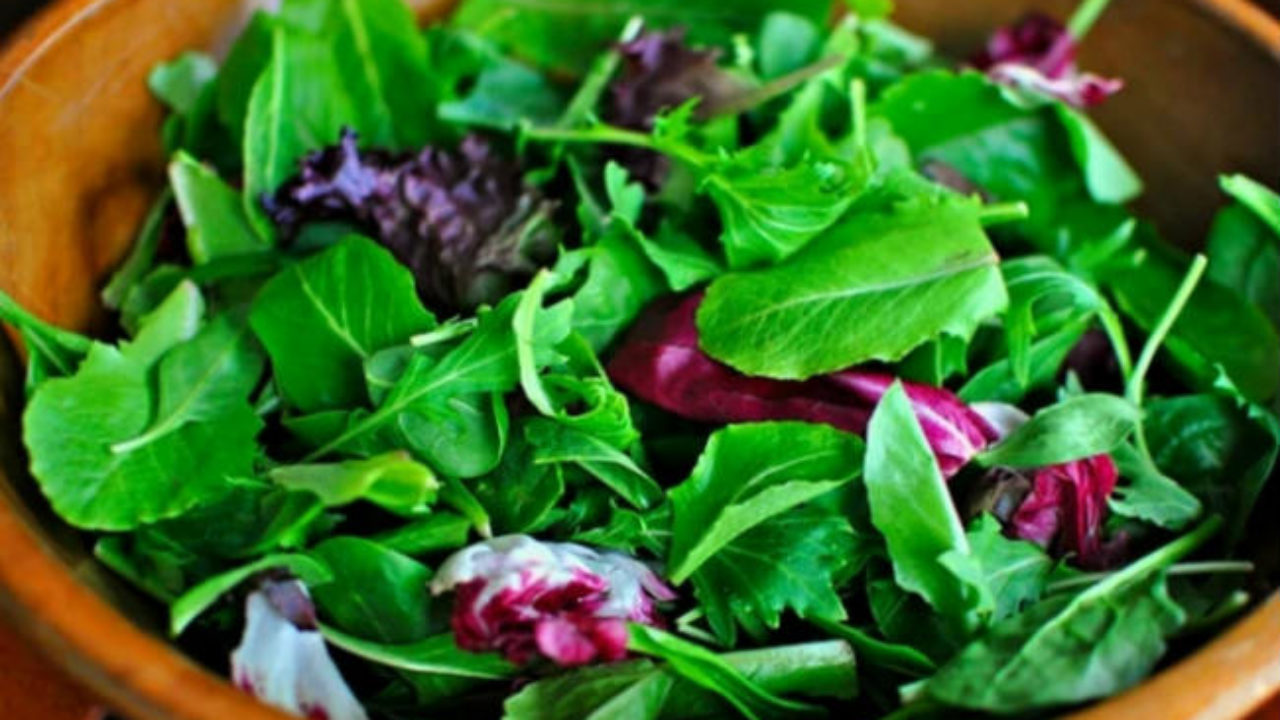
[863,383,985,632]
[451,0,834,76]
[1105,247,1280,403]
[24,312,263,530]
[1144,393,1279,546]
[1207,176,1280,331]
[627,625,826,718]
[1109,442,1202,531]
[503,640,857,720]
[666,421,863,584]
[525,419,662,510]
[244,0,436,207]
[691,503,860,647]
[268,451,439,516]
[976,394,1139,469]
[250,235,436,413]
[308,536,438,643]
[697,198,1006,379]
[170,152,271,263]
[922,518,1220,713]
[947,514,1054,624]
[0,289,92,396]
[320,628,515,679]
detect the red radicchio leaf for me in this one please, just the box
[1010,453,1125,569]
[969,13,1122,107]
[264,129,558,314]
[607,293,998,477]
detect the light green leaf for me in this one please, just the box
[269,451,439,516]
[977,394,1140,469]
[170,152,270,264]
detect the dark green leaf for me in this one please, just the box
[310,537,437,643]
[1207,204,1280,332]
[977,394,1140,469]
[526,418,662,510]
[1109,442,1202,531]
[372,513,473,556]
[322,627,516,679]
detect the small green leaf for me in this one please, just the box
[170,553,333,636]
[977,394,1140,469]
[321,628,516,679]
[269,451,439,516]
[170,152,270,264]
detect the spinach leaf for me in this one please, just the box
[24,312,263,530]
[666,422,863,583]
[146,477,327,560]
[372,513,473,556]
[503,640,857,720]
[309,537,438,643]
[697,198,1006,379]
[691,503,860,647]
[1144,393,1279,545]
[473,428,566,533]
[269,452,439,516]
[250,235,436,413]
[170,152,270,263]
[321,627,516,679]
[170,553,333,636]
[1207,178,1280,331]
[123,279,206,366]
[976,394,1140,469]
[451,0,834,75]
[627,625,825,719]
[922,519,1220,713]
[864,382,984,631]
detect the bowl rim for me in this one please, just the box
[1,1,1279,719]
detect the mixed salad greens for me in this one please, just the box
[2,0,1279,718]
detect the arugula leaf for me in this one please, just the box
[691,503,859,646]
[526,419,662,510]
[922,518,1221,712]
[170,152,270,263]
[169,553,333,636]
[24,312,263,530]
[863,382,984,631]
[697,198,1006,379]
[250,235,436,413]
[948,514,1054,624]
[666,422,863,583]
[1109,442,1202,531]
[503,640,857,720]
[321,627,516,679]
[269,451,439,516]
[627,625,825,719]
[309,536,438,643]
[977,394,1140,469]
[1144,393,1279,545]
[451,0,834,75]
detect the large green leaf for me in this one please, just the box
[250,236,436,413]
[697,199,1006,379]
[1207,197,1280,332]
[666,422,863,584]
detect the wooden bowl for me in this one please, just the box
[1,1,1277,718]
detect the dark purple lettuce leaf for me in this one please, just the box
[969,13,1122,108]
[607,293,998,477]
[1008,453,1124,569]
[265,129,558,313]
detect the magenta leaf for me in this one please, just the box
[1010,453,1124,569]
[970,13,1122,107]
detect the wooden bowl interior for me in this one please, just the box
[0,1,1277,719]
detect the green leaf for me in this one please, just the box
[0,289,92,395]
[864,383,983,630]
[526,418,662,511]
[959,319,1089,404]
[309,537,438,643]
[1220,174,1280,234]
[1106,249,1280,403]
[102,191,173,312]
[1108,442,1202,531]
[570,225,668,351]
[757,12,822,80]
[149,51,218,116]
[436,32,564,130]
[627,625,825,719]
[473,428,565,533]
[24,314,263,531]
[322,627,516,679]
[1144,393,1279,545]
[216,10,274,144]
[808,618,936,677]
[170,152,270,264]
[1054,105,1143,205]
[690,503,858,647]
[372,513,473,556]
[269,451,440,516]
[451,0,834,75]
[503,640,857,720]
[250,235,436,413]
[999,256,1115,386]
[977,394,1140,469]
[922,519,1220,713]
[170,553,333,636]
[1207,203,1280,332]
[697,198,1006,379]
[123,279,205,366]
[705,156,866,270]
[667,422,863,584]
[948,514,1054,624]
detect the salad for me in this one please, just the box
[1,0,1278,718]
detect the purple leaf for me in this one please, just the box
[607,294,998,477]
[265,129,558,313]
[431,535,674,667]
[231,579,369,720]
[1010,453,1124,569]
[969,13,1122,107]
